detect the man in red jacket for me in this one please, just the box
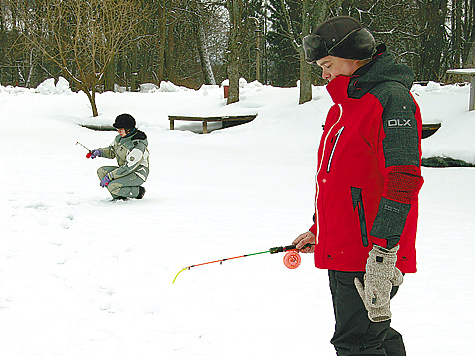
[293,17,423,356]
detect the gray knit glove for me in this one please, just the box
[354,245,404,322]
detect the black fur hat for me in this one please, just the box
[303,16,376,63]
[113,113,136,130]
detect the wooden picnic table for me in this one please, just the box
[446,68,475,111]
[168,114,257,134]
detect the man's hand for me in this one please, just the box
[293,231,316,253]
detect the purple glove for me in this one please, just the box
[100,174,111,187]
[87,149,101,159]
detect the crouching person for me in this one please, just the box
[88,113,149,200]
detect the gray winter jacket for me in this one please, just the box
[100,129,150,181]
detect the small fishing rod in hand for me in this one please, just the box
[172,243,314,283]
[76,141,96,158]
[76,141,92,152]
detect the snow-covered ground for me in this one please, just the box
[1,78,474,355]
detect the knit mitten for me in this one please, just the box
[354,245,403,322]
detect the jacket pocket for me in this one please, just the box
[351,187,368,247]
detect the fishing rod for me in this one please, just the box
[172,243,313,283]
[76,141,96,158]
[76,141,92,152]
[76,142,96,158]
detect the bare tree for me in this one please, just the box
[193,0,217,85]
[8,0,474,92]
[225,0,242,104]
[462,0,475,66]
[416,0,448,81]
[15,0,144,117]
[278,0,329,104]
[222,0,271,104]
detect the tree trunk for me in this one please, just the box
[298,0,330,104]
[227,0,241,105]
[418,0,448,80]
[195,1,216,85]
[256,28,261,83]
[299,47,312,104]
[125,55,132,91]
[166,20,175,83]
[452,0,462,67]
[461,0,475,66]
[104,54,115,91]
[90,90,99,117]
[80,86,99,117]
[131,47,138,91]
[466,42,475,67]
[279,0,329,104]
[157,13,167,83]
[196,25,216,85]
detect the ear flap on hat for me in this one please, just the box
[303,34,329,63]
[328,28,375,60]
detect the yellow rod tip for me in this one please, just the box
[172,268,187,284]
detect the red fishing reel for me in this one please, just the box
[283,250,301,269]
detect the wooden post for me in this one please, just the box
[446,68,475,111]
[170,119,174,130]
[203,121,208,134]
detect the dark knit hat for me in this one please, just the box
[303,16,376,63]
[113,113,136,130]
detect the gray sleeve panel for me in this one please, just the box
[99,137,119,159]
[371,82,420,167]
[134,141,147,152]
[115,149,143,176]
[100,146,116,159]
[370,197,411,249]
[110,141,148,179]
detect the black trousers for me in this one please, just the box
[328,270,406,356]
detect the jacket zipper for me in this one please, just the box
[315,104,343,245]
[327,126,344,173]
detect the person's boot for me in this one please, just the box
[136,186,146,199]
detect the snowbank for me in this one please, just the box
[35,77,72,95]
[1,77,474,164]
[1,76,474,356]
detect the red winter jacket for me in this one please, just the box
[309,50,423,273]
